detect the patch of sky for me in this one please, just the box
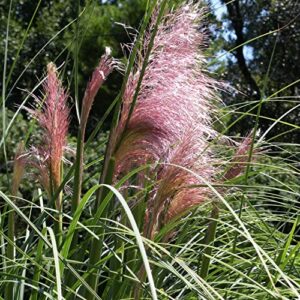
[243,45,254,62]
[209,0,227,21]
[260,9,269,17]
[207,49,237,73]
[209,45,254,72]
[208,0,254,65]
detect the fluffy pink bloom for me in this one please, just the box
[224,132,256,180]
[28,63,69,195]
[80,48,115,133]
[144,131,215,238]
[110,3,222,239]
[114,3,218,178]
[113,3,256,240]
[71,49,115,210]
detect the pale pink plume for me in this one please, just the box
[27,63,69,195]
[112,3,255,240]
[111,3,221,239]
[80,47,115,133]
[224,132,256,180]
[114,3,218,178]
[71,49,116,210]
[144,130,215,238]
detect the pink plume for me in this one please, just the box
[224,132,256,180]
[80,48,115,133]
[112,3,257,239]
[28,63,69,194]
[114,3,218,178]
[144,130,215,238]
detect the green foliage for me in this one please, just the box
[209,0,300,143]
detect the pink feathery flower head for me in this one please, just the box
[224,131,257,180]
[144,129,215,239]
[112,3,256,240]
[28,62,69,194]
[114,3,218,178]
[80,47,115,133]
[11,142,26,196]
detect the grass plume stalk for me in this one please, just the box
[27,63,69,245]
[111,3,261,296]
[83,2,161,298]
[224,131,258,181]
[72,48,114,214]
[5,142,25,300]
[114,2,218,238]
[65,50,114,291]
[111,2,225,297]
[199,204,219,279]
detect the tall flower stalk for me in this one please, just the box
[108,3,259,296]
[72,48,114,214]
[108,3,222,298]
[113,2,258,241]
[83,2,164,297]
[5,142,25,300]
[114,2,218,237]
[27,63,69,244]
[66,50,115,290]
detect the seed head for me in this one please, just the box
[11,142,26,196]
[81,48,115,133]
[225,132,256,180]
[27,63,69,194]
[115,3,217,178]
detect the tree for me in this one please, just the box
[208,0,300,143]
[1,0,146,133]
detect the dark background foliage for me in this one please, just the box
[209,0,300,142]
[1,0,299,182]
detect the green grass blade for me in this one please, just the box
[30,227,47,300]
[101,184,158,300]
[61,184,100,274]
[47,227,62,300]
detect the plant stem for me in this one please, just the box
[199,205,219,279]
[69,0,84,228]
[5,206,15,300]
[72,128,84,214]
[84,157,115,299]
[30,227,47,300]
[64,129,84,290]
[53,172,63,247]
[5,141,25,300]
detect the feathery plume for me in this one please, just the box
[114,3,217,179]
[224,132,256,180]
[72,48,115,212]
[144,131,215,239]
[25,62,70,243]
[112,3,221,239]
[28,62,69,196]
[11,142,26,196]
[80,47,115,133]
[113,3,257,241]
